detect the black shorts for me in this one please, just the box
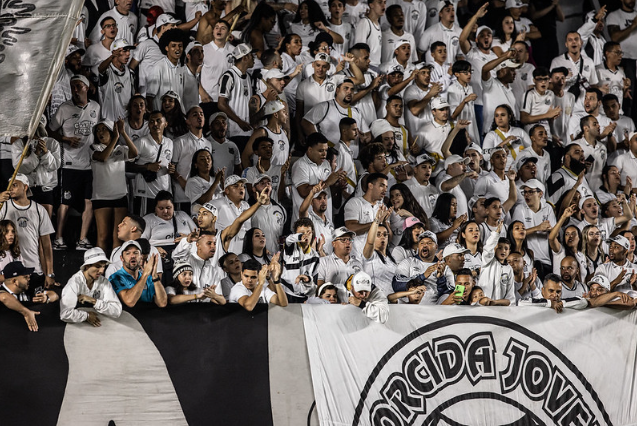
[60,169,93,206]
[92,196,128,210]
[31,186,55,206]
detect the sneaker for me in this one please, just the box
[52,238,67,250]
[76,238,93,251]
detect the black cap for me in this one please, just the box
[2,261,34,279]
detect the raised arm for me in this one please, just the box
[482,50,513,81]
[502,169,518,213]
[220,187,268,250]
[363,205,391,259]
[117,255,155,308]
[549,205,575,253]
[459,3,489,55]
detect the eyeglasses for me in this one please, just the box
[103,23,117,29]
[335,238,353,243]
[609,50,624,55]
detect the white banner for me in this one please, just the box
[302,305,637,426]
[0,0,83,137]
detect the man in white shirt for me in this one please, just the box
[49,75,100,251]
[571,114,609,191]
[210,175,251,254]
[404,64,440,135]
[84,16,118,77]
[414,97,453,162]
[208,112,242,176]
[474,147,518,212]
[381,6,418,64]
[419,1,461,65]
[550,67,576,145]
[218,43,255,141]
[595,235,637,292]
[481,51,520,134]
[514,124,551,184]
[404,153,439,216]
[295,53,340,122]
[229,258,288,311]
[199,19,233,102]
[437,155,476,218]
[607,0,637,59]
[512,179,556,279]
[97,38,135,121]
[146,28,187,112]
[89,0,138,46]
[345,172,388,255]
[317,227,364,286]
[612,131,637,187]
[566,87,614,142]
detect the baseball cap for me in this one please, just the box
[388,65,405,75]
[350,271,372,293]
[589,275,611,291]
[498,59,522,71]
[252,174,271,185]
[185,40,203,56]
[209,112,228,126]
[578,195,596,210]
[161,90,180,100]
[418,230,438,244]
[516,156,538,172]
[475,25,492,40]
[96,119,114,132]
[262,68,286,80]
[313,189,328,199]
[263,100,285,115]
[66,44,85,57]
[156,13,181,28]
[111,38,136,52]
[2,261,34,278]
[201,202,218,217]
[121,240,142,253]
[464,143,483,155]
[224,175,247,188]
[415,62,434,70]
[402,217,422,231]
[444,155,470,169]
[370,119,394,139]
[628,132,637,142]
[415,153,436,166]
[81,247,110,268]
[172,260,194,280]
[431,97,450,110]
[70,74,90,88]
[314,52,331,63]
[505,0,524,9]
[333,226,355,240]
[232,43,257,59]
[437,0,453,13]
[442,243,470,258]
[607,235,630,251]
[13,174,33,197]
[520,178,545,193]
[394,39,410,51]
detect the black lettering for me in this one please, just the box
[433,336,464,384]
[544,370,578,419]
[403,343,442,397]
[500,338,528,394]
[380,373,425,422]
[558,399,594,426]
[522,353,553,401]
[465,332,496,385]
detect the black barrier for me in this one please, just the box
[0,303,273,426]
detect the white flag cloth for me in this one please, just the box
[0,0,84,137]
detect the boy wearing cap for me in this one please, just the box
[338,271,389,323]
[130,14,180,96]
[316,227,363,287]
[512,178,556,279]
[447,60,479,142]
[0,261,47,332]
[295,53,340,122]
[243,100,290,169]
[249,175,287,254]
[218,43,255,140]
[414,97,453,161]
[1,175,56,288]
[60,248,122,325]
[109,240,167,307]
[49,74,100,251]
[98,38,136,121]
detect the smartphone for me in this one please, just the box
[454,284,465,303]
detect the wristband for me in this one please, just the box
[153,277,160,282]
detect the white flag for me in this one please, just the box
[0,0,84,137]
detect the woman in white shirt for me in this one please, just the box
[166,260,224,304]
[290,0,332,47]
[0,220,23,281]
[279,34,305,117]
[363,206,396,297]
[430,193,465,250]
[492,14,524,57]
[91,119,138,253]
[185,149,223,213]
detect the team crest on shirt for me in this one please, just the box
[74,120,93,136]
[226,53,233,64]
[278,140,285,150]
[545,98,551,105]
[500,272,510,285]
[164,149,172,159]
[16,216,29,228]
[326,82,335,92]
[411,10,419,20]
[90,110,96,118]
[451,37,459,46]
[521,73,527,81]
[584,65,590,72]
[243,87,248,96]
[353,264,362,273]
[114,82,124,93]
[64,191,72,200]
[93,290,101,300]
[429,9,436,18]
[273,211,284,225]
[272,175,280,183]
[542,214,549,222]
[228,148,235,155]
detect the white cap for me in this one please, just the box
[589,275,611,291]
[628,132,637,142]
[444,154,470,169]
[520,178,545,193]
[579,195,596,210]
[333,226,355,240]
[475,25,492,40]
[443,243,470,258]
[121,240,142,253]
[224,175,247,187]
[96,119,115,132]
[314,52,331,63]
[81,247,110,268]
[498,59,522,71]
[156,14,181,28]
[516,156,538,172]
[66,44,85,57]
[13,174,32,197]
[200,202,218,217]
[464,142,483,155]
[415,153,435,166]
[161,90,180,100]
[418,230,438,244]
[350,271,372,293]
[263,68,286,80]
[232,43,256,59]
[387,64,405,75]
[252,174,271,185]
[370,119,395,139]
[70,74,90,87]
[185,40,203,55]
[505,0,524,9]
[209,112,228,126]
[263,100,285,115]
[431,97,450,110]
[607,235,630,251]
[437,0,453,13]
[111,38,135,52]
[393,39,410,51]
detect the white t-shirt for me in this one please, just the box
[482,76,518,134]
[304,100,370,146]
[141,211,196,247]
[211,196,251,254]
[146,57,186,111]
[512,200,556,264]
[354,18,383,66]
[219,66,253,138]
[229,281,276,304]
[133,135,174,199]
[380,29,418,64]
[317,253,363,285]
[132,36,164,94]
[201,41,234,101]
[90,143,130,200]
[98,64,135,122]
[171,132,211,203]
[607,8,637,59]
[50,100,101,171]
[291,155,333,225]
[344,197,380,255]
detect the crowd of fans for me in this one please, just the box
[2,0,637,329]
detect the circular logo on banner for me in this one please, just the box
[352,317,611,426]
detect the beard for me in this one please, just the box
[569,160,586,175]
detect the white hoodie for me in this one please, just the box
[60,270,122,323]
[477,228,516,305]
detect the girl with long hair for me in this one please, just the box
[430,193,466,249]
[483,104,531,170]
[184,149,224,212]
[362,206,396,297]
[492,13,524,57]
[507,220,535,277]
[290,0,332,46]
[582,225,604,282]
[549,205,587,282]
[0,220,22,282]
[457,221,482,275]
[241,2,277,59]
[278,33,305,117]
[160,92,187,138]
[387,183,429,246]
[239,228,272,266]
